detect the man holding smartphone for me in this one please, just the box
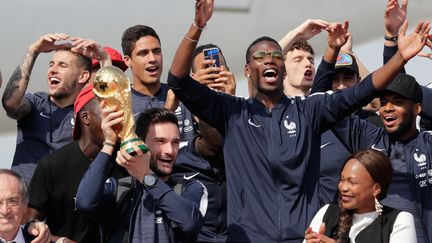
[191,44,236,95]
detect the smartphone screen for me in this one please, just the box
[203,47,221,68]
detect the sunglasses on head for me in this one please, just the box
[249,50,284,63]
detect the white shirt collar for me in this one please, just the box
[0,227,25,243]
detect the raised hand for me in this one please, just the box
[417,36,432,59]
[327,20,351,50]
[384,0,408,36]
[29,33,71,53]
[195,0,214,27]
[70,37,110,65]
[340,35,354,54]
[398,20,431,62]
[164,89,179,111]
[294,19,331,41]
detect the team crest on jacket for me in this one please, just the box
[283,117,297,136]
[414,152,427,167]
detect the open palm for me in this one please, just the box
[327,21,350,49]
[195,0,214,27]
[398,21,431,61]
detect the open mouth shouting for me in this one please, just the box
[48,76,61,88]
[382,114,397,128]
[304,69,313,81]
[262,68,278,84]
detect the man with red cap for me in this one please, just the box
[24,85,104,243]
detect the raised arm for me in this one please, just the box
[384,0,407,48]
[340,36,370,79]
[169,0,214,77]
[418,35,432,59]
[383,0,407,75]
[2,33,70,120]
[322,21,351,64]
[278,19,330,53]
[310,21,350,93]
[373,20,430,90]
[76,102,122,216]
[70,37,112,68]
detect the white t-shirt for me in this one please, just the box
[303,204,417,243]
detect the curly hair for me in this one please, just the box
[285,40,315,56]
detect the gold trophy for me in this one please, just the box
[93,66,148,154]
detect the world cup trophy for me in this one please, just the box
[93,66,148,154]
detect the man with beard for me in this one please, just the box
[76,107,206,242]
[327,1,432,240]
[167,0,430,241]
[329,73,432,243]
[1,34,109,184]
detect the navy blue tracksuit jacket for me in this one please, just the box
[168,70,378,242]
[172,137,227,242]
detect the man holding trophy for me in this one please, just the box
[76,65,207,242]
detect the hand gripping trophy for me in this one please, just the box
[93,66,148,154]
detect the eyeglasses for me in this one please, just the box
[249,50,284,63]
[0,198,23,208]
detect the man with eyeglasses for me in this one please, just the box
[167,1,430,241]
[0,169,51,243]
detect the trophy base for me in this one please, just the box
[121,138,149,155]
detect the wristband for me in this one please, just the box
[384,35,398,42]
[193,20,205,31]
[184,36,199,43]
[103,141,116,147]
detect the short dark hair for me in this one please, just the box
[193,43,228,72]
[0,169,29,204]
[135,108,178,140]
[245,36,281,63]
[343,149,393,200]
[58,48,92,73]
[76,53,92,73]
[286,40,315,56]
[121,25,161,57]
